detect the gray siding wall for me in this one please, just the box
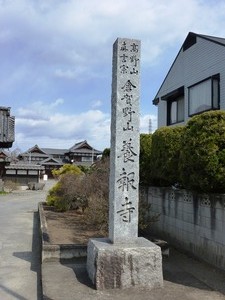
[157,37,225,127]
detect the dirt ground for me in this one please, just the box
[44,207,105,244]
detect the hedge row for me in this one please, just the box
[140,110,225,193]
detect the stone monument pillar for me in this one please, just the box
[86,38,163,290]
[109,38,140,244]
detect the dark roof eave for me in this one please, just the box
[152,98,159,106]
[41,162,63,166]
[5,164,44,170]
[153,31,225,100]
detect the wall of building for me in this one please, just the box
[4,169,40,185]
[146,187,225,271]
[157,37,225,128]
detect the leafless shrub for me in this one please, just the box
[47,157,159,234]
[4,180,19,192]
[81,159,109,234]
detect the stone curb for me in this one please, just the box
[38,202,169,261]
[38,202,87,261]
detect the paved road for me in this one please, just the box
[0,180,55,300]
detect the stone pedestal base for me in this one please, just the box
[87,237,163,290]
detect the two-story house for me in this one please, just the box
[153,32,225,128]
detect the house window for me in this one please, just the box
[162,86,184,125]
[168,95,184,125]
[188,74,220,116]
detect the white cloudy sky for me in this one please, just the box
[1,0,225,151]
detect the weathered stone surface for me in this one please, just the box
[87,237,163,290]
[109,38,141,243]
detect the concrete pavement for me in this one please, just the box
[0,180,54,300]
[42,248,225,300]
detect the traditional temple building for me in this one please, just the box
[18,140,102,177]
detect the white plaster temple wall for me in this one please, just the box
[146,187,225,271]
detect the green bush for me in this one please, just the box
[46,181,62,207]
[150,126,184,186]
[139,133,152,185]
[46,174,87,211]
[52,164,82,178]
[102,148,110,159]
[180,110,225,193]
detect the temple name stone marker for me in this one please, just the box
[109,38,140,244]
[87,38,163,290]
